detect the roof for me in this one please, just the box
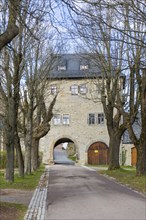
[122,114,141,144]
[47,54,102,79]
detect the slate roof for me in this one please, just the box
[47,54,102,79]
[122,114,141,144]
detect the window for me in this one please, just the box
[98,113,104,124]
[88,113,104,125]
[79,84,87,95]
[53,114,61,125]
[62,114,70,125]
[58,59,67,71]
[88,113,96,125]
[51,85,57,94]
[58,65,66,71]
[80,65,88,70]
[70,84,78,95]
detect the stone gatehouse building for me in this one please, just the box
[40,54,109,165]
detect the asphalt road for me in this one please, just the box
[54,148,75,165]
[45,165,146,220]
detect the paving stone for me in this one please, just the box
[24,168,49,220]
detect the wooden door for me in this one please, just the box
[131,147,137,166]
[88,142,109,165]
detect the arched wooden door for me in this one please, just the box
[88,142,109,165]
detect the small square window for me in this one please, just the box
[51,85,57,94]
[70,85,78,95]
[98,113,104,124]
[79,84,87,95]
[62,114,70,125]
[53,114,61,125]
[88,113,96,125]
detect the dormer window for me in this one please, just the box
[58,59,67,71]
[80,65,88,70]
[58,65,66,71]
[80,59,89,70]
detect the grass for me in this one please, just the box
[0,166,45,190]
[99,168,146,194]
[0,202,27,220]
[68,155,77,161]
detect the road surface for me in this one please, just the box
[45,165,146,220]
[54,148,75,165]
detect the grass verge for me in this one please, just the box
[99,168,146,194]
[0,202,27,220]
[0,166,45,190]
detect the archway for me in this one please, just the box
[53,137,77,165]
[88,142,109,165]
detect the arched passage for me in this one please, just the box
[53,137,77,165]
[88,142,109,165]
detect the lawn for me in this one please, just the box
[0,166,45,190]
[99,167,146,194]
[0,166,45,220]
[0,202,27,220]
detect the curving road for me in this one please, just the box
[54,148,75,165]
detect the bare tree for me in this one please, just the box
[21,47,57,173]
[59,0,146,173]
[68,3,127,169]
[0,0,22,50]
[0,0,60,181]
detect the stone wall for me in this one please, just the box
[40,78,109,165]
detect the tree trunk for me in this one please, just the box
[31,138,39,171]
[24,99,33,174]
[5,98,15,182]
[5,142,14,182]
[24,119,32,174]
[15,132,24,177]
[108,132,121,170]
[136,70,146,175]
[136,140,146,175]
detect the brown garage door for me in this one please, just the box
[88,142,109,165]
[131,147,137,166]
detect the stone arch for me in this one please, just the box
[50,135,79,163]
[87,141,109,165]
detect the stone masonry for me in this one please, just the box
[40,78,109,165]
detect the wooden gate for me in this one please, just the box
[88,142,109,165]
[131,147,137,166]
